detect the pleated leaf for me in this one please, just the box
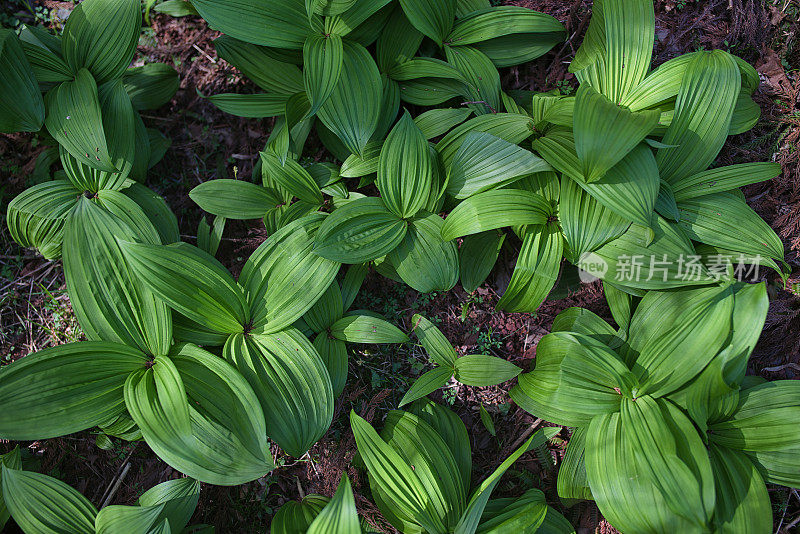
[313,333,349,397]
[447,131,551,199]
[440,189,550,241]
[307,474,360,534]
[453,355,520,387]
[317,41,382,157]
[45,68,116,172]
[656,50,741,184]
[192,0,309,49]
[377,110,433,219]
[389,211,459,293]
[125,344,274,485]
[0,30,44,132]
[330,314,408,343]
[709,445,771,534]
[64,195,172,357]
[445,45,500,115]
[224,330,333,458]
[261,152,323,205]
[304,33,344,115]
[61,0,141,84]
[136,478,201,534]
[399,367,453,407]
[0,341,148,440]
[238,214,340,332]
[122,63,179,111]
[399,0,455,45]
[436,112,534,168]
[459,231,505,293]
[313,197,407,263]
[213,36,304,94]
[120,240,249,334]
[190,179,281,219]
[204,92,289,118]
[672,162,781,202]
[2,468,97,534]
[574,83,660,182]
[497,222,562,313]
[6,180,78,260]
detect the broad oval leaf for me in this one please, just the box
[441,189,550,242]
[453,354,521,387]
[190,179,281,219]
[6,180,78,260]
[389,211,459,293]
[192,0,309,49]
[304,33,344,115]
[122,63,179,111]
[0,30,44,132]
[330,314,409,343]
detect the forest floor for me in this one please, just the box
[1,0,799,532]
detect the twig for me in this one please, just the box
[193,43,217,64]
[509,418,543,452]
[100,463,130,508]
[295,476,305,499]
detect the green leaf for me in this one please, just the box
[378,110,434,219]
[478,405,496,437]
[340,140,381,177]
[556,427,593,503]
[317,40,382,157]
[677,192,787,275]
[213,36,304,94]
[64,195,172,357]
[153,0,199,16]
[122,63,179,111]
[224,330,333,458]
[313,197,407,263]
[399,0,455,45]
[307,474,360,534]
[671,162,781,202]
[341,263,368,311]
[497,222,562,313]
[204,92,289,118]
[0,341,147,440]
[190,179,281,219]
[435,112,534,168]
[137,478,201,534]
[61,0,141,84]
[445,45,500,115]
[45,68,116,173]
[125,344,274,485]
[192,0,309,49]
[447,7,565,67]
[559,175,628,263]
[120,241,249,334]
[657,50,741,184]
[447,131,551,198]
[6,180,77,259]
[709,445,771,534]
[376,5,423,72]
[323,0,393,37]
[573,83,659,182]
[261,153,323,205]
[459,231,505,293]
[304,282,344,333]
[304,33,344,115]
[330,313,408,343]
[411,314,457,368]
[454,355,520,387]
[313,333,349,397]
[440,189,550,241]
[2,468,97,534]
[239,214,340,332]
[0,30,44,132]
[17,27,73,85]
[95,503,167,534]
[271,495,329,533]
[399,367,453,407]
[350,411,447,533]
[389,211,459,293]
[620,396,715,527]
[414,108,473,139]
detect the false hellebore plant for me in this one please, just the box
[511,281,800,533]
[0,448,206,534]
[270,473,361,533]
[3,0,179,259]
[350,399,575,534]
[399,314,521,406]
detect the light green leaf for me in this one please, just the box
[120,240,249,334]
[213,35,304,94]
[399,367,453,407]
[389,211,459,293]
[317,41,382,157]
[441,189,550,241]
[2,468,97,534]
[6,180,78,260]
[709,445,771,534]
[436,112,534,168]
[411,314,457,368]
[330,314,408,344]
[224,330,333,458]
[459,231,505,293]
[204,92,289,118]
[671,162,781,202]
[313,333,349,397]
[447,131,551,198]
[497,222,562,313]
[261,153,323,205]
[445,45,500,115]
[307,474,360,534]
[0,341,147,440]
[399,0,455,45]
[190,179,281,219]
[454,355,520,387]
[414,108,473,139]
